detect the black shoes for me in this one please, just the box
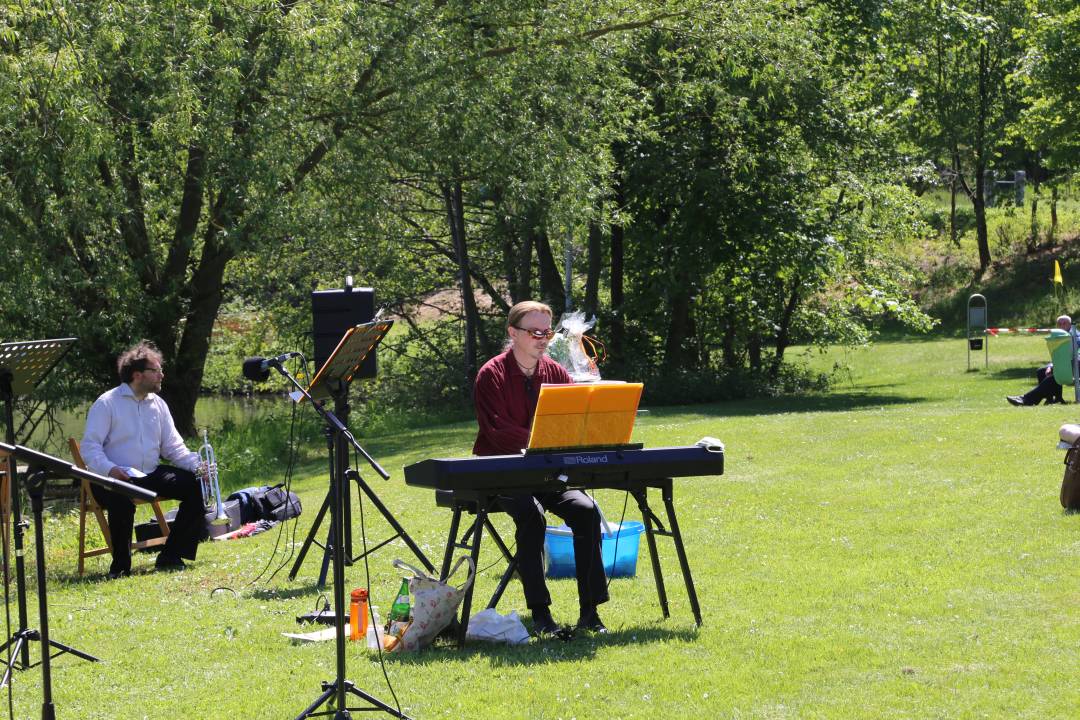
[154,554,186,572]
[531,608,609,638]
[1006,396,1026,406]
[531,608,560,636]
[106,568,131,580]
[576,610,608,634]
[530,609,574,640]
[532,617,562,636]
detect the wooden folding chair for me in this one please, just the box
[69,438,171,576]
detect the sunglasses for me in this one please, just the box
[513,325,555,340]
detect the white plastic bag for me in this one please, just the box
[549,311,601,382]
[465,608,530,645]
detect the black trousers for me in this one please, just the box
[1022,364,1064,405]
[498,489,609,613]
[91,464,205,574]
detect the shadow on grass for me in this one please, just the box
[385,624,700,667]
[250,584,326,601]
[643,391,926,418]
[988,366,1041,380]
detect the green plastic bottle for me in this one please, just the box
[388,578,410,622]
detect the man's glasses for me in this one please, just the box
[142,366,163,375]
[513,326,555,339]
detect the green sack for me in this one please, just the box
[1047,329,1076,386]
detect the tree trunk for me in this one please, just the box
[771,280,801,376]
[973,40,991,272]
[584,221,602,318]
[663,286,695,371]
[535,229,566,310]
[1051,185,1059,240]
[516,230,534,303]
[721,304,738,370]
[444,180,481,391]
[973,165,991,271]
[1029,181,1039,252]
[747,332,762,370]
[161,227,235,437]
[609,218,625,371]
[949,159,959,247]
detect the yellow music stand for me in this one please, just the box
[303,320,393,402]
[526,382,644,450]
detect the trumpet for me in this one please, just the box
[198,428,230,526]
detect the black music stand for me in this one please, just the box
[289,322,432,586]
[0,339,76,679]
[259,323,410,720]
[0,442,155,720]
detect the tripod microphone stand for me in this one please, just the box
[258,325,410,720]
[288,388,433,586]
[288,322,432,585]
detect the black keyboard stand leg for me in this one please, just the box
[440,508,463,581]
[456,508,487,647]
[632,488,670,619]
[483,517,515,564]
[661,481,702,626]
[483,519,516,610]
[487,557,517,609]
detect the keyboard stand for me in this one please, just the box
[436,477,702,646]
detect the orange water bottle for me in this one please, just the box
[350,589,369,641]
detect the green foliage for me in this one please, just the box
[639,363,833,406]
[612,2,935,377]
[1015,1,1080,174]
[18,0,1080,433]
[914,182,1080,331]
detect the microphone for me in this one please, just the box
[242,352,301,382]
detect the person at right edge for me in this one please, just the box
[472,300,609,636]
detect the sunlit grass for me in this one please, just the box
[8,334,1080,718]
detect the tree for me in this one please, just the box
[0,0,685,432]
[1014,0,1080,206]
[883,0,1029,272]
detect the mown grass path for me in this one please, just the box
[11,335,1080,719]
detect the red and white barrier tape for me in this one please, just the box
[983,328,1055,335]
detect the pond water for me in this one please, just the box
[30,394,286,451]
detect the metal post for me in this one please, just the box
[967,294,988,370]
[1071,326,1079,404]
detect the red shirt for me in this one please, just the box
[472,350,572,456]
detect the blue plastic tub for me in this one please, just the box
[544,520,645,578]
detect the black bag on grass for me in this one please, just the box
[256,484,302,522]
[1061,439,1080,510]
[227,484,302,522]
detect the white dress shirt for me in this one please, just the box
[80,383,199,477]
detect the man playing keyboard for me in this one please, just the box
[472,300,608,636]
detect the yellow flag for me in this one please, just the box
[1054,260,1064,286]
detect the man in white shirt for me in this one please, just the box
[81,341,205,578]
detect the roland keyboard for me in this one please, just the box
[403,444,724,494]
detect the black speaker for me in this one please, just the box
[312,286,377,378]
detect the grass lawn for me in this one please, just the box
[6,333,1080,719]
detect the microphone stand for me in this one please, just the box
[264,359,409,720]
